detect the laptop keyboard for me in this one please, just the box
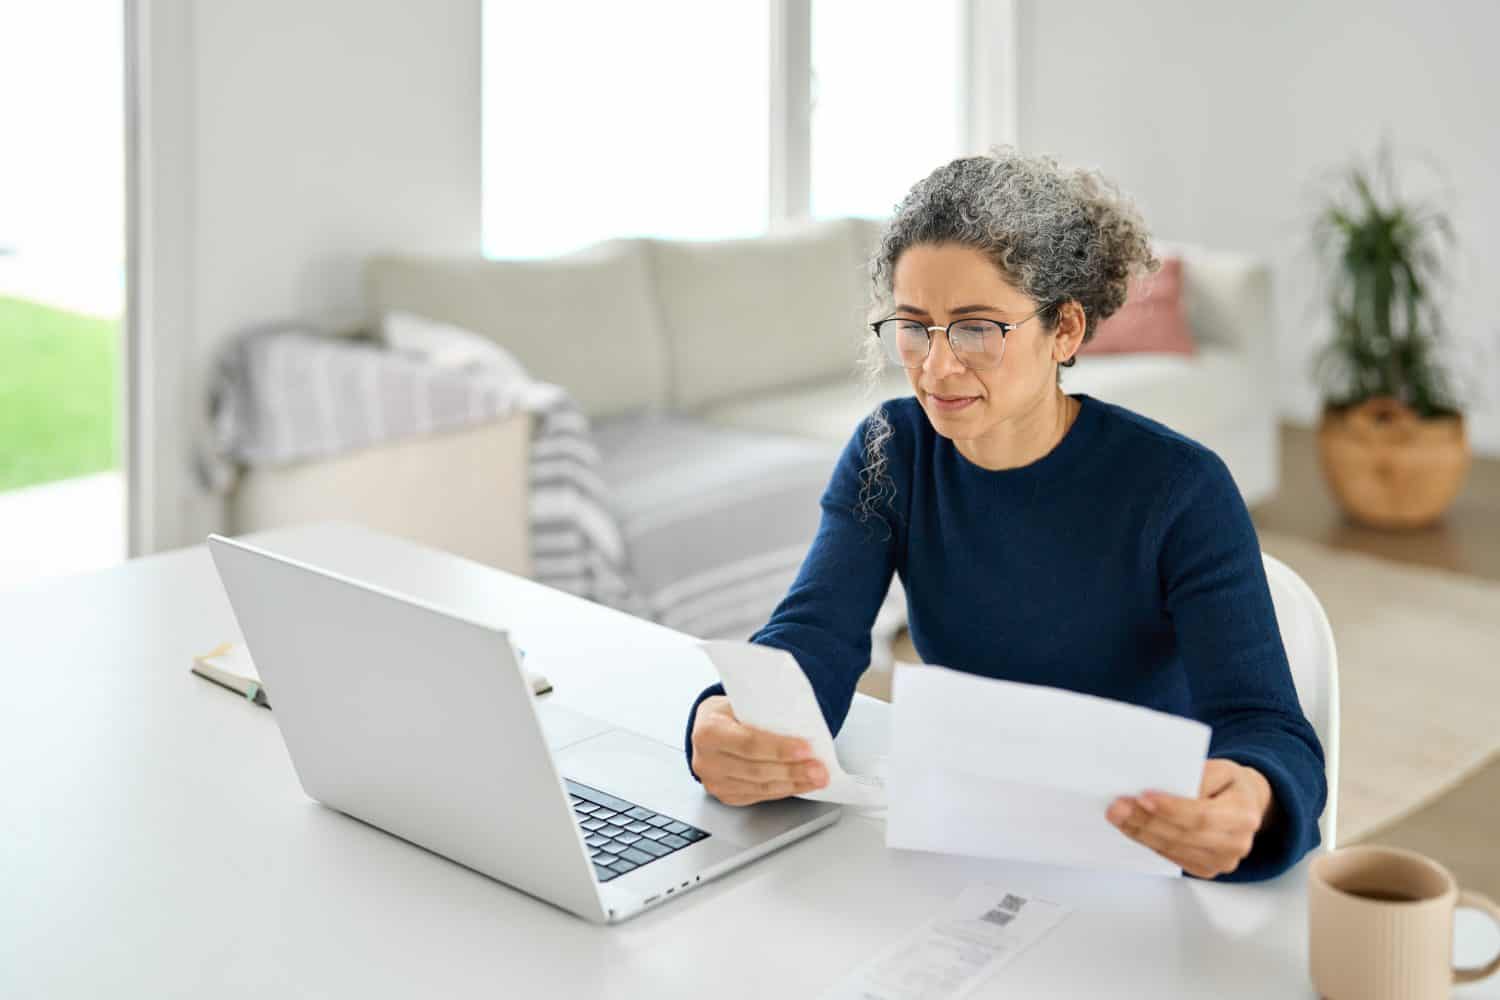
[565,779,709,883]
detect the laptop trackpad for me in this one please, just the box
[535,701,615,751]
[554,729,747,836]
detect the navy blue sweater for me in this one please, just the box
[685,394,1325,882]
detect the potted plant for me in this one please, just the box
[1312,147,1469,529]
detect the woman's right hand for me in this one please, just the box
[690,695,830,806]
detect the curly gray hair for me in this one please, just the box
[856,146,1159,524]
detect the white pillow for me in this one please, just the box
[381,310,530,380]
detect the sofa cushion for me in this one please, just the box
[700,368,911,443]
[365,239,669,418]
[593,413,909,648]
[649,218,871,411]
[1157,243,1270,356]
[592,415,839,639]
[1082,257,1195,356]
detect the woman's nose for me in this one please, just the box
[923,327,967,378]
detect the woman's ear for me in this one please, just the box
[1053,301,1087,364]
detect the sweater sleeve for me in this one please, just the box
[1156,449,1327,882]
[683,414,901,778]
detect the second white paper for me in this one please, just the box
[887,665,1211,877]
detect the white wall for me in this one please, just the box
[130,0,482,554]
[1008,0,1500,454]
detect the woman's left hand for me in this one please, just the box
[1106,758,1274,879]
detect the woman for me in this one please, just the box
[683,148,1325,882]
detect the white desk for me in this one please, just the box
[4,522,1496,998]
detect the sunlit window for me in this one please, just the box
[482,2,770,258]
[810,0,963,220]
[481,1,966,256]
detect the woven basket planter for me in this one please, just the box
[1317,397,1470,529]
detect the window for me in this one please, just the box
[482,1,977,257]
[810,0,963,220]
[0,0,127,586]
[482,2,769,258]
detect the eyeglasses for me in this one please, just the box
[870,305,1051,371]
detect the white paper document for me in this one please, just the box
[700,640,887,808]
[887,665,1211,877]
[821,885,1069,1000]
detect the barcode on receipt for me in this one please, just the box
[980,908,1014,927]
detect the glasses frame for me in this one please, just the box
[870,305,1052,371]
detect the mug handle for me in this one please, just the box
[1455,890,1500,985]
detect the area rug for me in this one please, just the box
[1259,532,1500,844]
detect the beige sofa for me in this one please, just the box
[228,217,1278,579]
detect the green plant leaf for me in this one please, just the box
[1309,148,1458,418]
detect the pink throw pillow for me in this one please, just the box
[1080,257,1195,356]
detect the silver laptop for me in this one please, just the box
[208,534,841,924]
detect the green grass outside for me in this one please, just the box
[0,296,120,493]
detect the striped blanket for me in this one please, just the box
[199,328,643,614]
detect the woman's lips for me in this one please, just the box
[926,392,979,412]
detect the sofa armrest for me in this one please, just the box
[227,414,533,576]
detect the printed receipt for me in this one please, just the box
[820,886,1070,1000]
[700,640,887,808]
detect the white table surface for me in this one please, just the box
[3,521,1496,998]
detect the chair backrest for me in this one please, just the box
[1262,553,1341,849]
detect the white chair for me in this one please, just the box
[1262,553,1341,849]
